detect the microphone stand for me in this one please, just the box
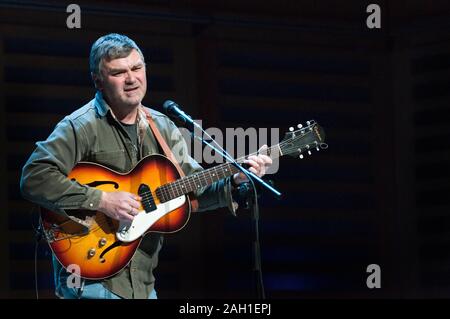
[188,120,281,299]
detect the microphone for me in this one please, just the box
[163,100,195,131]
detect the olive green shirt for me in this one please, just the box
[20,92,237,299]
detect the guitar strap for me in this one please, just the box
[143,108,199,212]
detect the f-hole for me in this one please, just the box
[71,178,119,189]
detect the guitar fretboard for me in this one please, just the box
[155,145,280,203]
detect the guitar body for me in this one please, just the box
[40,154,190,280]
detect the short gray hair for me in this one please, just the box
[89,33,145,76]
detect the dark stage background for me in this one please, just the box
[0,0,449,299]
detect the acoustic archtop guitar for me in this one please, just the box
[40,120,326,279]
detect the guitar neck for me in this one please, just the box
[156,144,284,203]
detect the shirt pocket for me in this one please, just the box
[89,149,128,172]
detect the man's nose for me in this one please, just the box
[125,71,136,83]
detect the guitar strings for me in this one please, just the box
[156,141,281,199]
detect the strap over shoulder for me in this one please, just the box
[141,107,199,212]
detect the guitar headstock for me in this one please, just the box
[280,120,328,159]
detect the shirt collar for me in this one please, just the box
[94,91,110,117]
[94,91,148,126]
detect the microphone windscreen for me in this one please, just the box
[163,100,176,112]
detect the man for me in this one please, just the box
[20,33,272,299]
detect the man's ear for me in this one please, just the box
[91,72,103,90]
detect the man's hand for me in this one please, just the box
[233,144,273,186]
[98,191,142,222]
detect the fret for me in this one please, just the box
[155,188,164,203]
[193,173,203,192]
[207,168,215,184]
[211,165,219,182]
[198,171,207,188]
[220,164,229,179]
[168,183,175,198]
[174,181,183,198]
[178,180,187,195]
[185,175,193,193]
[218,164,226,179]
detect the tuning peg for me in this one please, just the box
[297,124,303,129]
[289,127,294,132]
[306,121,311,125]
[308,150,312,155]
[316,146,320,151]
[299,154,304,159]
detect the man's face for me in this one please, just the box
[95,49,147,109]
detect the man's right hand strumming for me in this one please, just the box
[98,191,142,222]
